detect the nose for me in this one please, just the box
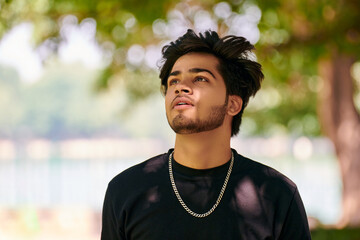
[174,81,192,95]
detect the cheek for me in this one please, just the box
[202,90,227,106]
[165,94,173,110]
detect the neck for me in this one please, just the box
[173,126,232,169]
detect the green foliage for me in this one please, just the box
[245,46,321,136]
[0,0,177,44]
[258,0,360,56]
[311,227,360,240]
[1,0,359,137]
[251,0,360,136]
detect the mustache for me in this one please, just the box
[171,94,194,106]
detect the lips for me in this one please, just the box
[172,96,194,109]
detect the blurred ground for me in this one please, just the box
[0,207,100,240]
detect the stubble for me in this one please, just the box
[168,103,228,134]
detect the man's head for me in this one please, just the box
[159,29,264,136]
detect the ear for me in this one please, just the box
[227,95,243,116]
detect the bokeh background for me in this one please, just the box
[0,0,360,239]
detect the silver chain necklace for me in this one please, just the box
[168,151,234,218]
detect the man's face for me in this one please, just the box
[165,52,228,134]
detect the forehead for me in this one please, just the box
[171,52,220,71]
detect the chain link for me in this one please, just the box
[169,151,234,218]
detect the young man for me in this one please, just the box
[101,30,311,240]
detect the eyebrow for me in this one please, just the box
[169,68,216,79]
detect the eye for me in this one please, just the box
[194,76,208,82]
[168,79,179,86]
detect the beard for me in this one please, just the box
[168,103,227,134]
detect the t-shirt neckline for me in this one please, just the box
[167,149,233,178]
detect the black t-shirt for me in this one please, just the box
[101,149,311,240]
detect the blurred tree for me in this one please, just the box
[0,62,127,139]
[1,0,359,226]
[255,0,360,227]
[0,0,175,42]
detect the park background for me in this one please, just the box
[0,0,359,239]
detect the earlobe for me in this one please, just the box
[227,95,243,116]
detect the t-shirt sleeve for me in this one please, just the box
[101,182,125,240]
[278,187,312,240]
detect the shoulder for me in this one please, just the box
[108,152,168,191]
[103,152,169,212]
[232,150,297,198]
[102,152,169,227]
[231,150,311,238]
